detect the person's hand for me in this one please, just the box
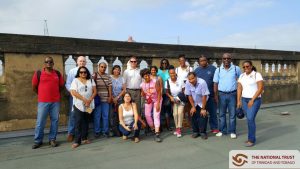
[200,109,207,117]
[237,101,242,108]
[170,97,175,103]
[156,103,161,112]
[190,106,196,116]
[125,126,131,131]
[133,123,138,130]
[107,96,112,103]
[214,95,219,105]
[113,97,118,104]
[248,99,254,108]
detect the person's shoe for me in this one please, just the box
[82,140,91,144]
[103,133,110,138]
[177,128,182,138]
[72,143,79,149]
[211,129,219,134]
[216,132,223,137]
[94,133,101,138]
[122,135,128,140]
[200,133,208,140]
[154,134,162,142]
[191,133,199,138]
[230,133,237,139]
[67,134,74,142]
[173,128,178,136]
[32,142,42,149]
[49,140,58,147]
[134,137,140,143]
[245,141,255,147]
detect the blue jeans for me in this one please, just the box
[119,121,141,138]
[191,105,208,134]
[242,98,261,143]
[93,102,110,134]
[34,102,60,144]
[218,92,237,134]
[67,96,75,135]
[207,97,218,130]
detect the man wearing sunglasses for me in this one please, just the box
[213,53,241,139]
[31,57,64,149]
[123,56,142,114]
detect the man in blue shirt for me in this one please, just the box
[213,53,241,139]
[194,55,219,134]
[185,72,210,139]
[65,56,86,142]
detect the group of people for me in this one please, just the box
[31,53,264,149]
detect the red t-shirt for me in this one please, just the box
[32,69,64,102]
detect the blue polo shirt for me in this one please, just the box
[194,65,216,97]
[213,64,241,92]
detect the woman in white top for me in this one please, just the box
[237,61,264,147]
[118,92,141,143]
[70,66,97,148]
[166,66,185,138]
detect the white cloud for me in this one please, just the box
[205,23,300,51]
[180,0,274,25]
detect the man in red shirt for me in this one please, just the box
[31,56,64,149]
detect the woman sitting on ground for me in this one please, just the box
[118,92,141,143]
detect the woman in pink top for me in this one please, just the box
[140,68,162,142]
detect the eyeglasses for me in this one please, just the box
[79,71,87,74]
[243,65,250,69]
[130,60,137,63]
[44,61,53,64]
[85,85,87,92]
[222,58,231,60]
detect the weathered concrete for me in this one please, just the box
[0,104,299,169]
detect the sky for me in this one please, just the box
[0,0,300,51]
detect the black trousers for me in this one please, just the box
[191,105,208,134]
[73,106,89,144]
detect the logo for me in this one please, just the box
[232,153,248,167]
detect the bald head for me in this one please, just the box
[77,56,86,67]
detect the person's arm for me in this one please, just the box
[188,95,196,116]
[237,82,243,108]
[155,81,162,112]
[59,73,65,91]
[132,103,139,130]
[65,69,74,92]
[213,68,219,105]
[248,81,264,108]
[200,95,208,117]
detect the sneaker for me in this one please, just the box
[67,134,74,142]
[177,129,182,138]
[230,133,237,139]
[49,140,58,147]
[154,134,162,142]
[216,132,223,137]
[211,129,219,134]
[200,133,208,140]
[122,135,128,140]
[94,133,101,138]
[32,142,42,149]
[103,133,110,138]
[191,133,199,138]
[173,128,178,135]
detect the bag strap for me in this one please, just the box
[96,72,109,92]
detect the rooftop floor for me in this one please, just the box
[0,103,299,169]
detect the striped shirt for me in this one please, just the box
[94,73,112,102]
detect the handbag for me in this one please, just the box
[146,97,153,104]
[177,92,188,104]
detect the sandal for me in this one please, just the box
[122,136,128,140]
[72,143,79,149]
[82,140,91,144]
[134,137,140,143]
[245,141,255,147]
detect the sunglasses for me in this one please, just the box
[85,85,87,92]
[130,60,137,63]
[222,58,231,60]
[79,71,87,74]
[44,61,53,64]
[243,65,250,69]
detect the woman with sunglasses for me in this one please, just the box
[140,68,162,142]
[237,61,264,147]
[70,66,97,148]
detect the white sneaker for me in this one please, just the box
[216,132,223,137]
[230,133,237,139]
[173,131,177,135]
[177,133,182,138]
